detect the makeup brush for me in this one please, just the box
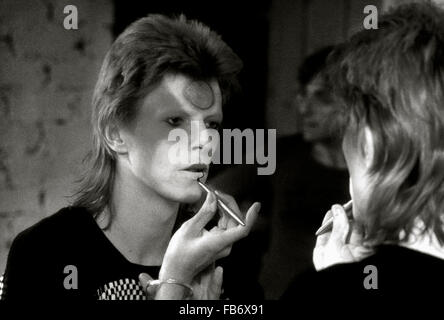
[315,200,353,236]
[197,180,246,226]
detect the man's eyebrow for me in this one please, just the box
[157,108,188,116]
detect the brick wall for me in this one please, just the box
[0,0,113,275]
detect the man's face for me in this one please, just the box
[117,73,222,203]
[298,77,338,142]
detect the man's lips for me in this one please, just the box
[181,164,208,174]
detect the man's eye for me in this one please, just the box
[166,117,183,127]
[206,121,221,130]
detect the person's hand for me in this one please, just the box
[191,264,224,300]
[313,204,373,271]
[138,265,223,300]
[138,273,156,300]
[159,190,260,286]
[213,190,244,231]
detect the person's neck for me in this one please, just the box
[311,141,347,169]
[398,220,444,260]
[98,165,179,266]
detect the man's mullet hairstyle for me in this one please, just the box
[328,1,444,245]
[72,14,243,221]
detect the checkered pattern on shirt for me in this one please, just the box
[97,278,147,300]
[0,274,5,300]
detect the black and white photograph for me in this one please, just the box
[0,0,443,313]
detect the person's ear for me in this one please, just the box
[104,123,128,154]
[362,126,374,168]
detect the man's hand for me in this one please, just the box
[139,264,223,300]
[191,264,224,300]
[159,190,260,286]
[313,204,373,271]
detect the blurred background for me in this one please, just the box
[3,0,419,299]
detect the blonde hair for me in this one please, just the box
[330,2,444,245]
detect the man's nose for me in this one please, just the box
[190,120,208,150]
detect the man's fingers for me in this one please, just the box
[215,190,242,229]
[138,272,153,288]
[329,204,350,246]
[216,202,229,230]
[210,266,223,299]
[214,191,241,214]
[138,272,155,297]
[315,230,331,248]
[199,266,213,285]
[315,210,333,247]
[217,202,260,244]
[189,191,218,230]
[245,201,260,228]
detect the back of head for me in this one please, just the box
[329,2,444,245]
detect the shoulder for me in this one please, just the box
[283,262,364,292]
[10,206,93,252]
[4,206,95,276]
[283,245,444,301]
[2,207,94,300]
[281,262,379,309]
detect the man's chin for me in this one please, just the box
[179,193,201,204]
[173,185,203,204]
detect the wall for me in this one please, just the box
[266,0,381,137]
[0,0,113,275]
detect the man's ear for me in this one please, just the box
[362,126,374,168]
[104,123,128,154]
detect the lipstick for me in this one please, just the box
[197,180,246,226]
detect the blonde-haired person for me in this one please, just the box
[283,1,444,303]
[1,14,260,300]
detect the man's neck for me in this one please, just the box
[399,220,444,260]
[98,165,179,266]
